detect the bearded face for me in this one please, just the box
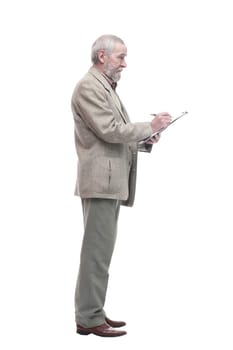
[104,62,122,82]
[102,42,127,82]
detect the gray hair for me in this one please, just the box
[91,34,125,64]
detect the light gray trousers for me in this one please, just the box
[75,198,120,328]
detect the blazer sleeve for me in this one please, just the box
[72,79,153,144]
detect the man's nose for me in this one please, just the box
[121,59,127,68]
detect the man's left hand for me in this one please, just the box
[146,133,161,144]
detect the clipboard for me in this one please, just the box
[139,111,188,144]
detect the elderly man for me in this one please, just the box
[71,34,171,337]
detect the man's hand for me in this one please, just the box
[151,112,172,133]
[146,133,161,144]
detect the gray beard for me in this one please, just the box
[104,66,121,82]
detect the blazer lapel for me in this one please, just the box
[89,67,128,124]
[109,90,128,124]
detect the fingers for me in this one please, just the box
[151,112,172,133]
[154,133,161,142]
[146,133,161,145]
[157,112,171,117]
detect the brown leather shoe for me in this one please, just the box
[105,317,126,328]
[76,322,127,337]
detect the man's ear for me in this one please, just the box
[97,50,106,64]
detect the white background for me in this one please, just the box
[0,0,233,349]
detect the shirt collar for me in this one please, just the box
[102,73,117,91]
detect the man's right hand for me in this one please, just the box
[151,112,172,133]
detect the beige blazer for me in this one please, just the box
[71,67,153,206]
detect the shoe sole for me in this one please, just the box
[76,329,91,336]
[77,329,126,337]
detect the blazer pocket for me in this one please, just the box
[93,157,123,194]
